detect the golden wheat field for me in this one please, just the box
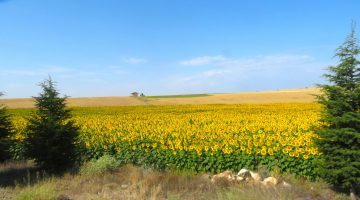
[150,88,319,105]
[0,88,319,108]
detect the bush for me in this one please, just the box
[15,182,58,200]
[8,141,27,160]
[80,154,120,175]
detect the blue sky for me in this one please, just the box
[0,0,359,98]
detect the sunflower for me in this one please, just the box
[261,148,267,156]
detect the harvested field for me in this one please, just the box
[0,96,146,109]
[0,88,320,108]
[150,88,319,105]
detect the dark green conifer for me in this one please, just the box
[24,78,80,172]
[316,24,360,198]
[0,92,13,162]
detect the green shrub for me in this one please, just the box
[15,182,58,200]
[8,141,27,160]
[80,154,120,175]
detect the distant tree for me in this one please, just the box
[24,78,80,172]
[0,92,13,162]
[316,24,360,199]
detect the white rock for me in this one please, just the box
[282,181,291,188]
[235,176,244,182]
[262,177,278,186]
[211,170,234,183]
[237,169,251,178]
[249,171,262,182]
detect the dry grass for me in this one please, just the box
[0,96,146,109]
[0,98,37,109]
[0,88,320,108]
[0,160,349,200]
[151,88,320,105]
[0,160,40,187]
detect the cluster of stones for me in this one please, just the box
[211,168,291,187]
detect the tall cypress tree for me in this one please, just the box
[24,78,80,172]
[316,24,360,198]
[0,92,13,162]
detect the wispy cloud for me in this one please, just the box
[0,66,74,77]
[123,57,147,65]
[180,55,227,66]
[107,66,128,75]
[0,69,45,76]
[0,54,325,98]
[172,54,319,90]
[0,65,133,97]
[180,54,313,69]
[202,69,230,77]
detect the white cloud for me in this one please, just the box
[0,65,131,82]
[0,65,133,98]
[0,69,45,76]
[179,54,313,68]
[180,55,227,66]
[202,69,230,77]
[172,54,318,89]
[107,65,128,75]
[0,66,74,77]
[1,54,325,98]
[123,57,147,65]
[173,69,231,86]
[225,54,314,71]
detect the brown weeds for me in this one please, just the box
[0,161,349,200]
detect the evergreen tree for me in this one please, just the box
[316,24,360,198]
[24,78,80,172]
[0,92,13,162]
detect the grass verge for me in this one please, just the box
[14,181,58,200]
[80,154,121,175]
[0,158,350,200]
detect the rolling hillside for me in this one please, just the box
[0,88,320,109]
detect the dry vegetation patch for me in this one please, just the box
[151,88,320,105]
[0,160,349,200]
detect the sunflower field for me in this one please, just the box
[10,102,322,179]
